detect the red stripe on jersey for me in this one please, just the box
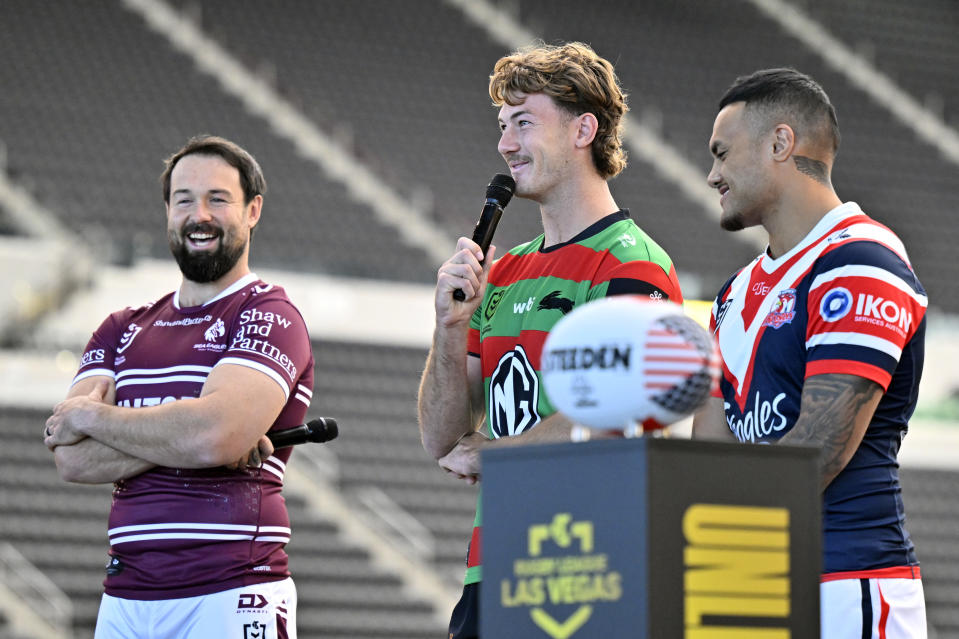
[805,359,892,390]
[491,245,676,293]
[468,327,480,355]
[490,245,604,285]
[466,525,482,568]
[807,277,921,347]
[479,332,549,378]
[820,565,921,582]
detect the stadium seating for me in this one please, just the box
[2,0,959,636]
[0,0,437,282]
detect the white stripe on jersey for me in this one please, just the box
[109,522,257,535]
[839,222,912,267]
[116,374,207,389]
[116,365,214,379]
[294,392,311,407]
[723,239,834,395]
[73,368,116,385]
[296,384,312,398]
[806,331,904,361]
[108,522,292,545]
[810,265,928,307]
[111,532,257,544]
[261,458,286,481]
[265,456,286,473]
[215,357,291,398]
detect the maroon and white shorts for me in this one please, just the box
[94,577,296,639]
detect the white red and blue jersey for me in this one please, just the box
[73,273,314,600]
[709,203,927,574]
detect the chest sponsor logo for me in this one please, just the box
[725,391,788,443]
[116,324,142,354]
[80,348,106,367]
[488,345,541,438]
[761,289,797,329]
[819,287,853,322]
[117,395,193,408]
[514,296,535,314]
[153,314,213,328]
[538,291,574,315]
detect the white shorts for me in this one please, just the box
[821,568,926,639]
[94,577,297,639]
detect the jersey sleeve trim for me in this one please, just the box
[805,359,891,390]
[810,264,928,307]
[215,357,291,399]
[806,331,903,361]
[72,368,116,385]
[294,384,312,408]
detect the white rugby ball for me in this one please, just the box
[541,296,719,432]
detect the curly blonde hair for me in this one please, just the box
[489,42,628,179]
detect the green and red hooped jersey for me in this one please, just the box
[462,210,683,584]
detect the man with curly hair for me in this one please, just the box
[417,42,684,638]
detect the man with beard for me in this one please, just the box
[44,135,313,638]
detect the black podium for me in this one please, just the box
[481,437,820,638]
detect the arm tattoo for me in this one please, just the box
[793,155,830,185]
[781,374,882,490]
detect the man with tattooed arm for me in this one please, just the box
[692,69,927,637]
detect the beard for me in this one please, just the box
[168,221,246,283]
[720,210,746,232]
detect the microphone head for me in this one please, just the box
[306,417,339,443]
[486,173,516,207]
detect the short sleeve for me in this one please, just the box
[73,310,132,385]
[588,259,683,304]
[218,298,313,400]
[804,242,927,390]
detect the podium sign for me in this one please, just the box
[481,437,820,638]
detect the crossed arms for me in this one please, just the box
[45,363,286,484]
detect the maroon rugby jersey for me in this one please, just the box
[73,273,314,599]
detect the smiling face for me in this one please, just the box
[497,92,579,202]
[707,102,778,232]
[166,153,260,283]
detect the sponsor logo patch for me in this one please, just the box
[819,287,853,322]
[80,348,106,367]
[488,345,541,438]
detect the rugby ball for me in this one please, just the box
[541,297,719,432]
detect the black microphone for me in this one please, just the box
[452,173,516,302]
[268,417,338,449]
